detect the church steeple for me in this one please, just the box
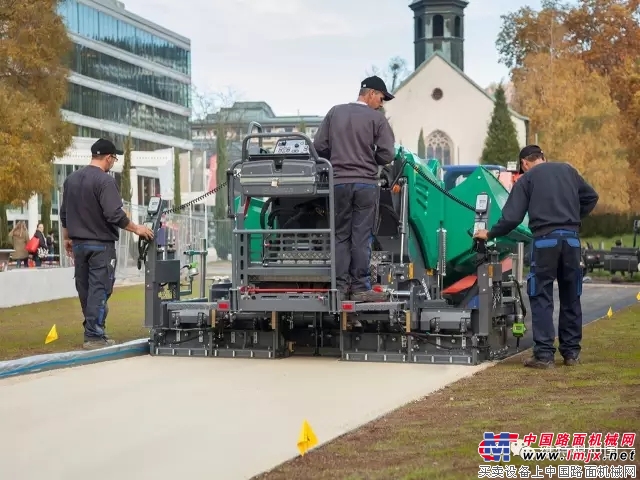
[410,0,467,71]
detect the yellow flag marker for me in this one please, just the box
[607,307,613,318]
[45,325,59,344]
[636,292,640,301]
[297,420,318,456]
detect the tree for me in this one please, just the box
[497,0,640,210]
[297,112,307,136]
[0,0,74,205]
[173,149,181,209]
[512,52,629,213]
[366,56,409,92]
[481,84,521,167]
[417,128,426,158]
[120,133,133,204]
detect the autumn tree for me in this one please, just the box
[417,128,426,158]
[512,53,629,213]
[481,85,521,167]
[497,0,640,210]
[0,0,74,205]
[120,133,133,204]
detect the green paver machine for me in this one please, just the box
[139,127,533,365]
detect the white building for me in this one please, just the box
[384,0,528,165]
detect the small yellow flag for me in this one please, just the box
[607,307,613,318]
[296,420,318,456]
[636,292,640,301]
[45,325,59,344]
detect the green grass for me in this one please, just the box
[583,233,636,249]
[0,280,207,361]
[254,305,640,480]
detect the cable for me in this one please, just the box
[162,180,229,215]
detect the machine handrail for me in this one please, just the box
[246,122,263,149]
[241,132,321,162]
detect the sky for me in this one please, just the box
[119,0,543,116]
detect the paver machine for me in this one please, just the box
[139,128,533,365]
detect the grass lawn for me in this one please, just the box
[255,305,640,480]
[0,279,207,361]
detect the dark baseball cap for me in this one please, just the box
[519,145,544,160]
[361,76,395,101]
[91,138,123,156]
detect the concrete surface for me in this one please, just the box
[0,283,637,480]
[0,356,486,480]
[0,267,77,308]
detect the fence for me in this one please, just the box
[55,204,234,280]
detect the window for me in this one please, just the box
[432,15,444,37]
[74,125,173,151]
[71,44,190,108]
[64,83,190,139]
[58,0,191,75]
[426,130,453,165]
[415,17,423,40]
[454,16,462,37]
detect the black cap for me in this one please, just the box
[91,138,123,156]
[361,76,394,101]
[519,144,544,160]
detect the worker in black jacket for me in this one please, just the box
[60,138,154,350]
[313,76,396,302]
[473,145,599,369]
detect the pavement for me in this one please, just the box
[0,283,638,480]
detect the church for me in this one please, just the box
[384,0,529,165]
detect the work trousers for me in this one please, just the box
[527,229,583,361]
[334,183,379,294]
[73,241,117,341]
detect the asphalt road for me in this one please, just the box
[513,283,639,354]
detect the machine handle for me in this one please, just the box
[241,132,321,162]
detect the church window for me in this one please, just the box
[415,17,424,40]
[432,15,444,37]
[432,88,443,100]
[426,130,453,165]
[454,16,461,37]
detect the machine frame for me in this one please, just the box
[139,129,528,365]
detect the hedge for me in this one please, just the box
[580,212,639,237]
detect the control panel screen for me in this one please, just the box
[475,195,488,212]
[273,139,310,155]
[474,221,486,233]
[147,197,161,214]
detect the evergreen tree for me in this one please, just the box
[120,133,133,204]
[173,149,181,208]
[481,84,520,166]
[214,126,228,219]
[417,128,426,158]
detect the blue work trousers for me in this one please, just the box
[527,229,583,360]
[73,241,117,341]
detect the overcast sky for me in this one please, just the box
[120,0,542,116]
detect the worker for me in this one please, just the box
[60,138,154,350]
[473,145,599,369]
[313,76,396,302]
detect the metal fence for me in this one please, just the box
[56,204,234,279]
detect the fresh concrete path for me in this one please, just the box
[0,356,485,480]
[0,284,637,480]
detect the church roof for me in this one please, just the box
[392,51,529,121]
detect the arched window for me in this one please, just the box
[426,130,453,165]
[454,16,461,37]
[432,15,444,37]
[415,17,423,40]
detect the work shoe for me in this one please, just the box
[351,290,387,302]
[83,337,116,350]
[523,356,555,369]
[563,356,581,366]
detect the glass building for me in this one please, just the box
[57,0,192,151]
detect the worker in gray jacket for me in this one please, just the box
[313,76,396,302]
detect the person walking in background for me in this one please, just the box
[9,221,29,268]
[32,223,47,267]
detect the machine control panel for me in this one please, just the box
[273,138,310,155]
[473,193,489,233]
[148,196,162,215]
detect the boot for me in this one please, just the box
[523,356,555,369]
